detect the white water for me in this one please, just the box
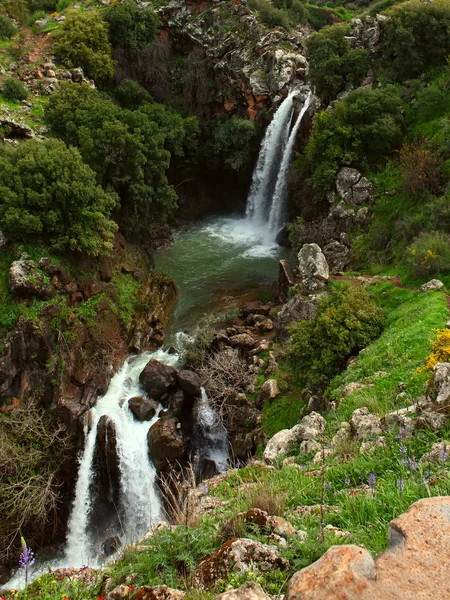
[193,389,229,476]
[245,89,311,243]
[268,92,312,238]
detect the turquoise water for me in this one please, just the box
[155,215,288,333]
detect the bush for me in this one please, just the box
[53,11,116,82]
[26,9,45,26]
[211,117,257,173]
[0,0,28,21]
[287,284,385,387]
[2,77,28,100]
[0,14,16,39]
[248,0,291,29]
[420,328,450,373]
[379,0,450,82]
[112,78,154,109]
[0,138,118,254]
[28,0,58,10]
[405,231,450,278]
[104,0,160,55]
[307,24,369,102]
[398,143,442,198]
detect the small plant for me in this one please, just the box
[0,14,16,39]
[420,328,450,373]
[18,537,34,587]
[2,78,28,101]
[160,463,202,528]
[246,483,287,516]
[405,231,450,278]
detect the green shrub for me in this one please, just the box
[287,284,385,387]
[0,0,28,21]
[2,77,28,100]
[405,231,450,277]
[53,11,116,82]
[307,24,369,102]
[26,9,46,26]
[379,0,450,82]
[211,117,257,173]
[0,14,16,39]
[0,138,118,255]
[28,0,58,10]
[248,0,291,29]
[104,0,160,55]
[113,78,154,109]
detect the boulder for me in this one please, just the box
[95,415,120,502]
[223,508,296,538]
[279,259,296,300]
[423,362,450,415]
[213,582,270,600]
[133,586,185,600]
[323,240,351,273]
[335,167,373,206]
[128,396,159,421]
[331,422,352,454]
[273,294,317,341]
[297,411,326,440]
[420,441,450,464]
[148,416,186,471]
[420,279,444,292]
[297,243,329,292]
[263,412,324,462]
[139,360,178,401]
[256,379,280,409]
[9,258,54,300]
[106,586,132,600]
[194,538,287,590]
[349,407,382,440]
[178,370,202,397]
[286,497,450,599]
[229,334,257,348]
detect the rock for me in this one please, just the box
[106,586,132,600]
[72,67,84,82]
[300,439,322,454]
[335,167,373,207]
[148,416,186,471]
[420,279,444,292]
[224,508,296,538]
[323,240,351,273]
[128,396,159,421]
[214,582,271,600]
[139,360,178,401]
[256,318,273,332]
[342,382,366,396]
[265,352,278,376]
[297,243,329,292]
[256,379,280,409]
[194,538,287,590]
[177,370,202,397]
[423,362,450,415]
[420,441,450,464]
[240,302,272,318]
[133,586,185,600]
[381,409,415,436]
[286,497,450,599]
[278,259,296,300]
[229,333,257,348]
[273,294,317,341]
[95,415,120,502]
[297,411,326,440]
[9,258,54,300]
[101,535,121,556]
[324,524,351,538]
[263,412,325,462]
[331,422,352,454]
[349,407,382,440]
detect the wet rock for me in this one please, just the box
[256,379,280,409]
[148,416,186,471]
[194,538,287,590]
[128,396,159,421]
[214,581,270,600]
[133,585,186,600]
[101,535,121,556]
[420,279,444,292]
[178,370,202,397]
[95,415,121,503]
[139,360,178,401]
[349,407,382,440]
[298,243,329,292]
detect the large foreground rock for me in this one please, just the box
[139,360,178,401]
[297,243,329,292]
[285,497,450,599]
[147,416,186,471]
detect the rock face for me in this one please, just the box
[139,360,178,401]
[94,416,121,506]
[298,244,329,292]
[286,497,450,599]
[148,416,187,472]
[128,397,159,421]
[349,407,382,440]
[335,168,373,206]
[214,582,271,600]
[273,293,318,341]
[263,412,325,462]
[194,538,287,590]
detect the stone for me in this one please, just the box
[423,362,450,415]
[381,409,415,436]
[342,382,366,397]
[177,370,202,397]
[256,379,280,409]
[297,243,329,292]
[9,258,54,300]
[420,279,444,292]
[128,396,159,421]
[331,422,352,454]
[286,498,450,599]
[72,67,84,82]
[133,586,185,600]
[263,412,325,462]
[323,240,351,273]
[336,167,361,199]
[148,416,186,471]
[349,407,382,440]
[296,411,326,440]
[214,581,270,600]
[224,508,296,538]
[101,535,121,556]
[273,294,317,341]
[300,439,321,454]
[95,415,120,502]
[278,259,296,300]
[229,333,257,348]
[194,538,287,590]
[420,440,450,464]
[139,360,178,401]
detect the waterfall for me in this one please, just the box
[65,349,178,567]
[192,388,229,479]
[245,90,311,242]
[268,91,312,238]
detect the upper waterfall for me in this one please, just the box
[245,90,311,242]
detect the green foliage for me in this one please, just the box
[379,0,450,82]
[53,11,116,82]
[287,284,384,388]
[404,231,450,278]
[0,14,15,39]
[104,0,160,56]
[303,85,404,193]
[0,139,117,255]
[2,77,28,101]
[307,24,369,101]
[0,0,28,21]
[112,78,154,109]
[211,117,257,173]
[45,82,198,235]
[248,0,290,28]
[28,0,58,10]
[26,9,46,26]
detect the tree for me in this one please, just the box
[307,24,369,102]
[0,0,28,21]
[2,77,28,101]
[211,117,257,173]
[0,14,16,39]
[104,0,160,56]
[53,11,116,82]
[0,139,117,255]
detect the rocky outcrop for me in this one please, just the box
[178,370,202,397]
[194,538,287,590]
[273,293,318,341]
[263,411,326,462]
[148,416,187,472]
[132,586,186,600]
[420,279,444,292]
[349,408,382,440]
[8,256,55,300]
[285,497,450,599]
[297,243,329,293]
[214,582,270,600]
[223,508,302,539]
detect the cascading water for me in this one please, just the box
[65,348,178,567]
[245,89,311,243]
[268,91,312,238]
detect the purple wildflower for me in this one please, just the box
[345,477,351,486]
[441,446,448,462]
[397,477,405,498]
[19,545,34,570]
[400,445,407,457]
[326,482,331,489]
[409,456,418,471]
[235,460,241,469]
[368,472,376,489]
[401,457,408,467]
